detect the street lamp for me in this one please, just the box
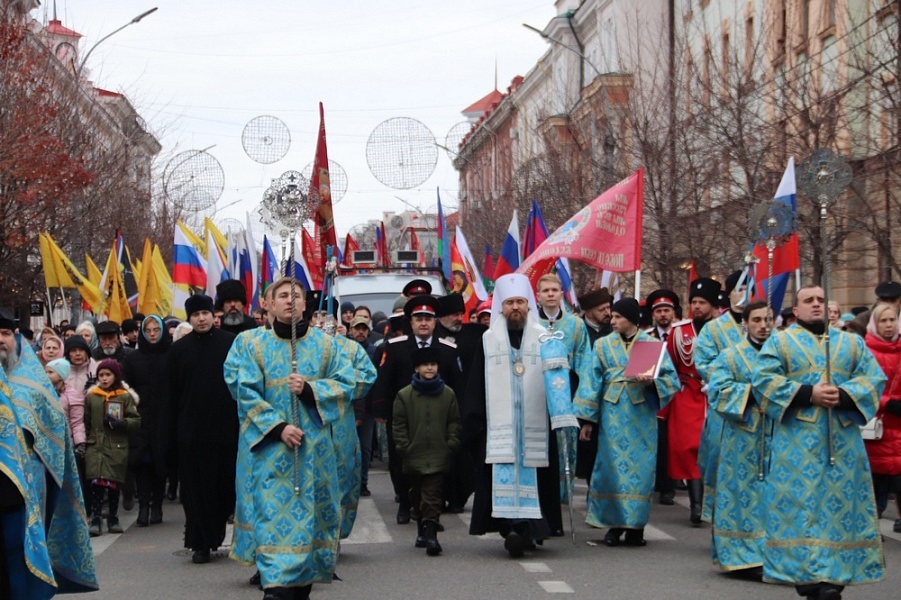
[77,7,158,80]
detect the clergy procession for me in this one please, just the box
[0,167,897,600]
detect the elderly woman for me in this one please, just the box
[864,303,901,533]
[75,320,99,352]
[37,331,64,366]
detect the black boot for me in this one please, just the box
[687,478,703,526]
[414,520,427,548]
[150,502,162,525]
[423,520,442,556]
[136,504,149,527]
[603,528,624,546]
[624,528,647,547]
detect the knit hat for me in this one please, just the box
[121,318,139,334]
[392,295,408,313]
[63,335,91,357]
[96,358,122,383]
[611,298,641,326]
[412,346,440,367]
[185,294,215,317]
[340,301,356,314]
[723,270,743,295]
[46,358,71,381]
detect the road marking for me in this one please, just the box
[521,561,552,573]
[538,581,574,593]
[343,498,393,544]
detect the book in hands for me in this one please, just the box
[624,340,666,379]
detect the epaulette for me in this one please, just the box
[388,335,409,344]
[671,319,692,328]
[438,337,458,349]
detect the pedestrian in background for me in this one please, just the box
[393,346,461,556]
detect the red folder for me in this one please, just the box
[624,340,666,378]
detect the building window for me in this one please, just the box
[820,35,838,94]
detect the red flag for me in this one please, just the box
[376,221,391,267]
[301,227,324,289]
[688,258,699,292]
[483,244,495,281]
[311,102,337,269]
[342,233,360,266]
[408,227,425,267]
[518,169,644,286]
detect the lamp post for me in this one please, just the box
[77,7,158,80]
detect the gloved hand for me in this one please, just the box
[74,443,86,459]
[885,399,901,417]
[105,415,127,431]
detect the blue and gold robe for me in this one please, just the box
[752,324,886,587]
[1,337,97,598]
[575,331,680,529]
[707,339,768,570]
[541,311,592,503]
[694,312,744,521]
[331,335,377,539]
[224,326,374,589]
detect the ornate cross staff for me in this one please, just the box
[262,170,320,493]
[749,200,797,309]
[797,148,853,466]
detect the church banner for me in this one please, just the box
[518,168,644,279]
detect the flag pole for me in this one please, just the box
[634,270,641,298]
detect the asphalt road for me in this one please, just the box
[90,462,900,600]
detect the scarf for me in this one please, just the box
[411,373,445,396]
[484,316,548,467]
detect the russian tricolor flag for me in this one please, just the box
[754,158,800,314]
[173,223,207,288]
[493,210,520,279]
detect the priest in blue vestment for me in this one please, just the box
[224,278,374,600]
[575,298,679,547]
[752,286,885,600]
[0,312,97,598]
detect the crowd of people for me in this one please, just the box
[0,270,897,600]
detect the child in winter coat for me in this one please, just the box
[84,358,140,536]
[392,347,461,556]
[45,358,86,457]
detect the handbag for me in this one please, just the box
[860,416,883,440]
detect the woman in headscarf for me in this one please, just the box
[864,303,901,533]
[122,315,172,527]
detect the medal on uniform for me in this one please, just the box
[513,360,525,376]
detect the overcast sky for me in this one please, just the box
[46,1,555,241]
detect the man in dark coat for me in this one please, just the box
[216,279,258,336]
[92,320,134,362]
[122,315,172,527]
[435,293,485,513]
[166,294,238,564]
[371,296,462,524]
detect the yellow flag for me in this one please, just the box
[40,233,103,312]
[99,236,133,323]
[151,244,174,316]
[85,254,102,287]
[204,218,229,255]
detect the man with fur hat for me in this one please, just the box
[576,298,680,547]
[371,295,462,525]
[435,293,485,514]
[0,310,98,596]
[166,294,238,565]
[664,277,721,525]
[463,274,565,558]
[694,270,748,524]
[578,287,613,343]
[216,279,258,335]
